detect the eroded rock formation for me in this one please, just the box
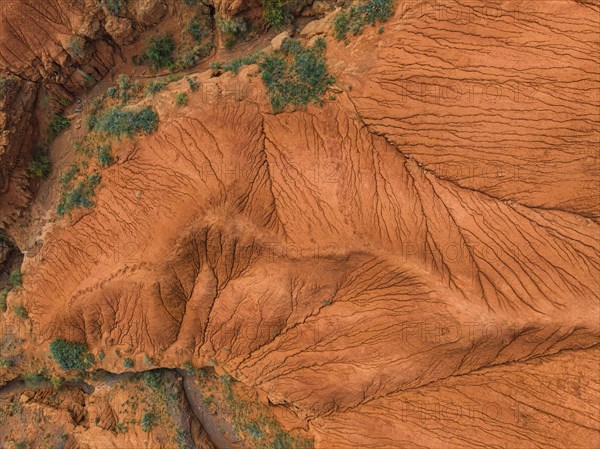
[1,0,599,448]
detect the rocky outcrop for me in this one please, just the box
[0,76,37,238]
[0,0,167,238]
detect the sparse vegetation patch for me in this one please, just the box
[263,0,290,29]
[143,34,176,69]
[50,339,93,371]
[218,16,250,49]
[48,113,70,138]
[102,0,125,15]
[260,37,334,112]
[56,173,101,216]
[334,0,394,41]
[94,106,159,137]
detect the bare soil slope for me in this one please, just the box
[1,0,599,448]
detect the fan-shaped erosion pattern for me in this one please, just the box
[5,0,600,448]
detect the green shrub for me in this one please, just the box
[48,114,70,138]
[86,97,104,131]
[94,106,159,137]
[22,369,48,388]
[0,357,14,367]
[50,339,93,371]
[187,77,200,91]
[9,268,22,287]
[27,150,51,179]
[334,0,394,40]
[114,74,138,103]
[214,51,262,75]
[0,76,14,100]
[141,411,156,432]
[56,173,101,216]
[143,353,154,366]
[61,163,80,186]
[74,140,93,156]
[117,74,131,91]
[97,349,105,361]
[184,0,197,5]
[0,289,8,313]
[176,41,214,70]
[218,16,249,49]
[97,145,114,167]
[15,440,28,449]
[123,358,134,368]
[182,360,196,375]
[175,92,188,106]
[67,38,84,59]
[144,34,175,69]
[102,0,125,15]
[263,0,288,29]
[107,86,117,98]
[187,17,206,43]
[142,370,162,389]
[14,304,27,320]
[260,37,334,112]
[245,421,264,440]
[146,79,166,96]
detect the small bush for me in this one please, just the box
[176,42,214,69]
[143,370,162,389]
[187,17,206,43]
[263,0,288,29]
[117,74,131,91]
[13,304,27,320]
[0,289,8,313]
[22,369,48,387]
[56,173,101,216]
[175,92,188,106]
[0,76,14,100]
[123,358,134,368]
[218,16,249,49]
[86,97,104,130]
[61,163,80,186]
[215,51,262,75]
[94,106,159,137]
[15,440,28,449]
[102,0,125,15]
[97,349,105,361]
[74,141,93,156]
[48,114,70,138]
[146,79,166,96]
[182,360,195,375]
[260,37,334,112]
[67,38,84,59]
[144,34,175,69]
[50,339,93,371]
[143,353,154,366]
[245,421,264,440]
[184,0,197,5]
[9,268,22,287]
[0,357,14,367]
[107,86,117,98]
[97,145,114,167]
[187,77,200,91]
[27,150,51,179]
[334,0,394,40]
[141,411,156,432]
